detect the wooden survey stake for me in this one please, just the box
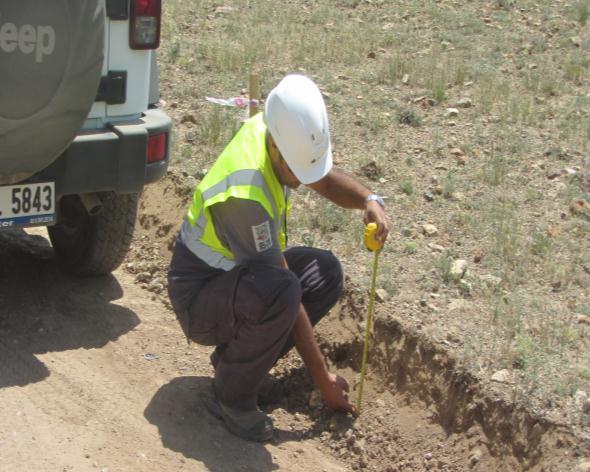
[249,73,259,117]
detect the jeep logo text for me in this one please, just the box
[0,15,55,63]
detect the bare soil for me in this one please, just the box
[0,228,344,472]
[0,170,587,471]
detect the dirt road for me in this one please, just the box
[0,228,346,472]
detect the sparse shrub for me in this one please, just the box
[369,113,387,135]
[513,335,536,370]
[377,261,399,297]
[377,55,410,85]
[168,41,181,63]
[399,180,414,195]
[525,187,543,202]
[531,231,553,257]
[510,95,535,125]
[422,52,449,102]
[431,78,446,102]
[545,146,569,161]
[477,73,501,114]
[198,108,237,146]
[488,200,522,265]
[491,291,525,337]
[574,303,590,316]
[454,64,469,86]
[442,171,456,199]
[181,145,193,160]
[555,379,579,397]
[398,108,422,127]
[540,75,559,97]
[496,0,513,10]
[564,52,590,83]
[558,325,579,346]
[550,264,573,291]
[404,242,418,254]
[481,149,509,186]
[301,231,317,248]
[573,1,590,25]
[436,254,454,283]
[458,279,473,296]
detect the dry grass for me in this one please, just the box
[159,0,590,428]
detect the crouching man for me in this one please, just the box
[168,74,388,441]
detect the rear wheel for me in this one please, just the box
[48,192,138,276]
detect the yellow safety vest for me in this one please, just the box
[180,113,289,270]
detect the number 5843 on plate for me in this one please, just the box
[0,182,56,228]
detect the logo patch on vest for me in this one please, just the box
[252,221,272,252]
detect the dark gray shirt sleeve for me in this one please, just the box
[210,198,284,266]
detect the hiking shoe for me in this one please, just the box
[257,375,283,406]
[204,395,274,442]
[209,352,282,407]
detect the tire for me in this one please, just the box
[0,0,104,184]
[48,192,138,276]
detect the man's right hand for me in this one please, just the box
[320,372,357,416]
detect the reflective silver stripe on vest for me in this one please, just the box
[181,169,283,271]
[180,220,236,271]
[201,169,279,220]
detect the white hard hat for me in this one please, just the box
[264,74,333,184]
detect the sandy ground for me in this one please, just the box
[0,228,346,472]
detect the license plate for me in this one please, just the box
[0,182,56,228]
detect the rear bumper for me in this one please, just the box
[33,108,172,197]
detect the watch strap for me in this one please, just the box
[365,194,385,208]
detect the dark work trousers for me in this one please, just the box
[187,247,343,411]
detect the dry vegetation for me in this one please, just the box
[157,0,589,445]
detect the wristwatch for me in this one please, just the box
[365,194,385,208]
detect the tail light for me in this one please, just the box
[130,0,161,50]
[147,133,167,163]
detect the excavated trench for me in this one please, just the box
[305,287,589,471]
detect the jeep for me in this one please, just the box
[0,0,172,275]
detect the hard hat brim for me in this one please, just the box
[285,142,333,185]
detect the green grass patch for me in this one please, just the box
[571,1,590,25]
[398,179,414,196]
